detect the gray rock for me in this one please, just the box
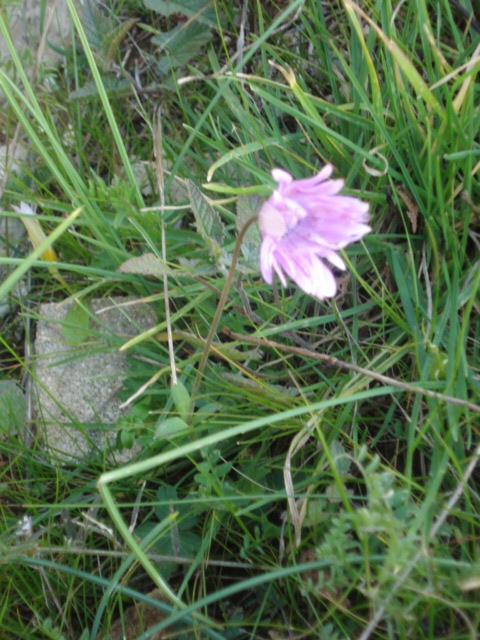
[0,0,74,67]
[33,297,156,463]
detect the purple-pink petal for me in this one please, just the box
[257,166,371,299]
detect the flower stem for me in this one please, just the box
[188,214,258,419]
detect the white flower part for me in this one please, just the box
[16,514,33,538]
[258,201,287,239]
[271,168,293,186]
[12,202,37,216]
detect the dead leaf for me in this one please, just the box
[396,187,419,233]
[97,588,170,640]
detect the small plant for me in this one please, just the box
[0,0,479,638]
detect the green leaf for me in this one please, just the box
[118,253,176,278]
[154,485,198,530]
[0,381,25,435]
[236,195,262,242]
[344,0,445,121]
[69,78,131,101]
[80,0,138,69]
[171,379,191,422]
[236,194,262,272]
[187,180,226,261]
[62,302,92,344]
[153,21,213,74]
[144,0,216,25]
[105,18,139,64]
[117,428,136,450]
[154,416,190,440]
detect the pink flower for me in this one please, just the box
[258,166,370,299]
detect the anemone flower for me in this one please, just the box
[258,165,370,299]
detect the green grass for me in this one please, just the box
[1,0,479,638]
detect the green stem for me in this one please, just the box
[188,214,258,418]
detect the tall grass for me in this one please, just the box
[0,0,479,638]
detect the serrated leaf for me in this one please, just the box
[81,0,108,49]
[155,486,198,530]
[62,302,91,345]
[236,195,263,242]
[236,194,262,272]
[0,381,25,435]
[331,440,351,475]
[171,379,191,422]
[187,180,226,260]
[118,253,175,278]
[153,21,213,74]
[80,2,138,69]
[154,527,201,560]
[236,244,259,274]
[69,78,131,101]
[144,0,216,25]
[177,258,217,276]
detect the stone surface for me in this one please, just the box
[0,0,74,311]
[33,297,156,463]
[0,0,73,67]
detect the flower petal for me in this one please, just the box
[258,165,370,299]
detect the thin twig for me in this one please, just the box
[284,423,315,547]
[188,215,258,417]
[153,107,177,386]
[29,545,263,569]
[222,329,480,414]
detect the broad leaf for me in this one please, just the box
[155,417,190,440]
[144,0,216,25]
[187,180,226,262]
[171,379,191,422]
[118,253,176,278]
[69,78,131,101]
[62,302,91,344]
[236,195,262,239]
[153,21,213,74]
[0,381,25,435]
[236,194,262,272]
[155,485,198,530]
